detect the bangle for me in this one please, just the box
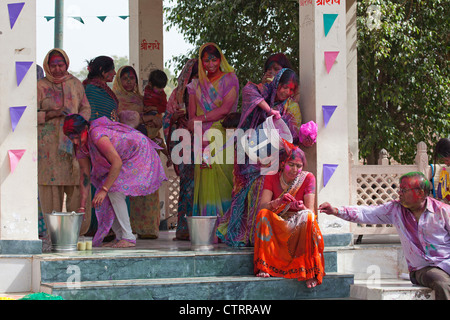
[204,113,207,121]
[101,186,108,193]
[78,207,85,212]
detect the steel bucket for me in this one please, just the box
[187,216,217,251]
[44,211,84,252]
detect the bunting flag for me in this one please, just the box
[8,149,26,174]
[322,105,337,127]
[323,13,338,37]
[324,51,339,74]
[15,61,33,86]
[71,16,85,24]
[41,15,129,22]
[323,164,338,187]
[9,106,27,132]
[8,2,25,29]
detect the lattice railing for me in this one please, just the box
[349,142,430,236]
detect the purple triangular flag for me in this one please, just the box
[16,61,33,86]
[323,164,338,187]
[322,105,337,127]
[9,106,27,132]
[8,2,25,29]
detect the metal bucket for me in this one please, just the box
[187,216,217,251]
[44,211,84,252]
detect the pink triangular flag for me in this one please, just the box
[9,106,27,132]
[324,51,339,74]
[322,105,337,127]
[323,164,338,187]
[8,2,25,29]
[16,61,33,86]
[8,149,26,173]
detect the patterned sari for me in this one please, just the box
[187,43,239,219]
[112,66,161,238]
[163,59,197,239]
[253,171,325,284]
[76,117,167,246]
[216,68,302,247]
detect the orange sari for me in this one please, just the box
[253,171,325,284]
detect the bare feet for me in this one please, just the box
[102,239,118,247]
[256,270,271,278]
[111,239,136,248]
[306,277,318,288]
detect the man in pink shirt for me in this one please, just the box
[319,171,450,300]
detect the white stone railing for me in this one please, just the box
[349,141,445,237]
[162,142,447,235]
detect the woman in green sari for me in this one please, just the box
[187,43,239,219]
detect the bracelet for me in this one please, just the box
[204,113,207,121]
[101,186,109,193]
[78,207,86,212]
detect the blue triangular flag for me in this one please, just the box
[323,14,338,37]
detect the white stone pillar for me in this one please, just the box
[299,0,351,236]
[0,1,40,253]
[129,0,164,90]
[129,0,169,223]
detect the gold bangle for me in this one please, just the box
[101,186,108,192]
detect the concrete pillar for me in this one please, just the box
[129,0,164,90]
[128,0,169,223]
[0,1,40,254]
[299,0,351,235]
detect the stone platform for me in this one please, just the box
[29,231,353,300]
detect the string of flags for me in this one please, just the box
[42,15,130,24]
[321,12,339,188]
[7,2,29,173]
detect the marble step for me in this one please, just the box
[40,273,353,300]
[35,249,338,284]
[350,279,434,300]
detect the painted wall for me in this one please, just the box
[0,1,38,241]
[299,0,351,234]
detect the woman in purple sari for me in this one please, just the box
[217,68,303,247]
[63,114,167,248]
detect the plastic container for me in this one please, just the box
[240,115,293,162]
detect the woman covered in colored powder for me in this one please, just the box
[83,56,118,121]
[187,43,239,219]
[254,143,324,288]
[63,114,166,248]
[37,48,91,246]
[163,59,198,240]
[112,65,162,239]
[217,68,304,247]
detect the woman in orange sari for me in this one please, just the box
[253,144,325,288]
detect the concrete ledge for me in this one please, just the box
[323,233,353,247]
[0,240,42,255]
[350,279,434,300]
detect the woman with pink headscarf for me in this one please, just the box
[37,48,91,246]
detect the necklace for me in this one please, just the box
[280,172,292,191]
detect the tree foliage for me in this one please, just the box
[357,0,449,164]
[164,0,299,88]
[165,0,449,164]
